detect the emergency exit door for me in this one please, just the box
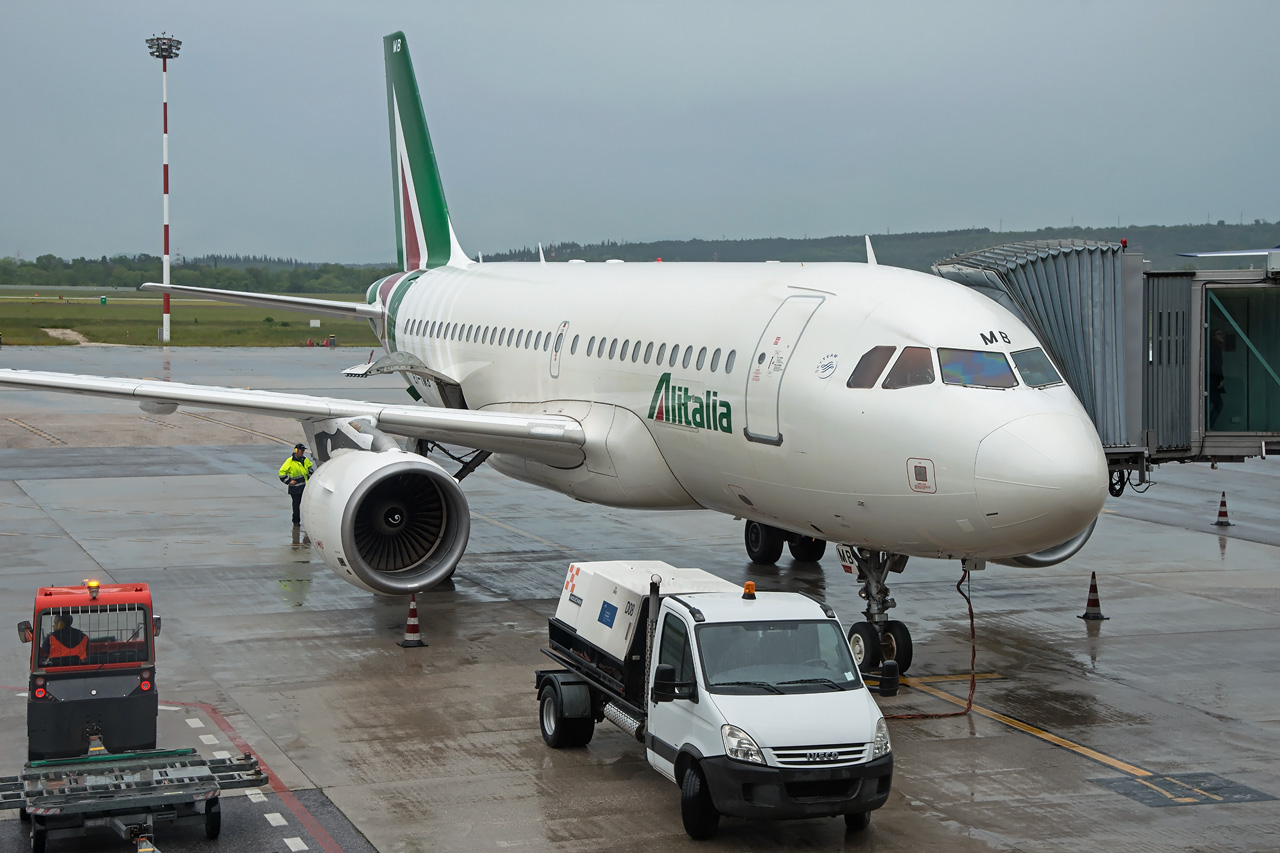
[743,295,824,445]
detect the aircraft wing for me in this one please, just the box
[139,282,382,320]
[1177,244,1280,258]
[0,369,585,468]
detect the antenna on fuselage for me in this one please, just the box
[865,235,878,266]
[538,243,546,264]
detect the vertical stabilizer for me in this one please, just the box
[384,32,468,271]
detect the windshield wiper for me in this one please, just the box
[777,677,845,690]
[711,680,782,694]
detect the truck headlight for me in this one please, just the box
[871,717,891,758]
[721,724,765,765]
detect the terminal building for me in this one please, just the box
[933,240,1280,495]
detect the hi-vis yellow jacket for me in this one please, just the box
[278,455,314,491]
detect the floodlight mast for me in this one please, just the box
[146,34,181,343]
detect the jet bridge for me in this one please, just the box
[933,240,1280,494]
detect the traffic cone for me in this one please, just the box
[397,594,427,647]
[1078,572,1108,621]
[1213,492,1233,526]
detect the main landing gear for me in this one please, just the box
[742,521,913,674]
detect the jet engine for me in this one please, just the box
[301,448,470,594]
[990,519,1096,568]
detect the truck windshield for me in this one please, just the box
[697,620,862,694]
[37,606,151,669]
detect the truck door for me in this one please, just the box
[743,295,824,445]
[646,610,702,783]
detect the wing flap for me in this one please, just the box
[0,370,585,468]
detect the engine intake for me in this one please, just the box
[302,449,470,594]
[991,518,1096,569]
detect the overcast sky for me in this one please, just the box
[3,2,1277,263]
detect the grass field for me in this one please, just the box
[0,291,380,347]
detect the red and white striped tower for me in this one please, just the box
[146,33,182,343]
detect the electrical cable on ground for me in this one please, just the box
[884,569,975,720]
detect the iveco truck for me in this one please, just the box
[535,561,894,839]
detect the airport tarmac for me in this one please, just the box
[1,345,1278,852]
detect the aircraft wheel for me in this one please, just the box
[788,536,827,563]
[744,521,784,565]
[881,620,913,674]
[847,622,882,672]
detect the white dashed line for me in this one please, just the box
[265,812,288,827]
[199,734,219,745]
[247,790,268,803]
[159,704,182,711]
[186,718,205,728]
[212,750,232,759]
[284,838,309,852]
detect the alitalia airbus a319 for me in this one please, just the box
[0,32,1108,672]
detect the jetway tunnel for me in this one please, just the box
[933,239,1280,494]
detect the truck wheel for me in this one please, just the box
[30,821,47,853]
[744,521,784,565]
[848,622,882,672]
[205,798,222,839]
[680,763,720,840]
[788,536,827,562]
[18,805,29,822]
[844,811,870,831]
[538,685,593,748]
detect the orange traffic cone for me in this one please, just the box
[397,594,427,647]
[1213,492,1233,526]
[1078,572,1108,621]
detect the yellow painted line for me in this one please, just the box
[181,412,294,445]
[907,672,1003,684]
[1162,775,1224,801]
[901,679,1154,778]
[0,532,19,536]
[471,512,575,552]
[1135,777,1197,803]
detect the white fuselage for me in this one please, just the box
[371,260,1108,562]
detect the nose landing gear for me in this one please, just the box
[837,545,914,674]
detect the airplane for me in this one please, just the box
[1177,245,1280,259]
[0,31,1108,673]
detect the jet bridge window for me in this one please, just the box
[938,348,1017,389]
[847,345,897,388]
[882,347,934,389]
[1010,348,1063,388]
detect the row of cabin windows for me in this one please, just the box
[401,316,737,375]
[846,345,1063,390]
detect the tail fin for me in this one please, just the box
[384,32,468,271]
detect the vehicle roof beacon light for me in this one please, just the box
[86,580,100,599]
[742,581,756,600]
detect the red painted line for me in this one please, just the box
[164,223,170,254]
[168,700,346,853]
[164,101,168,134]
[164,163,169,194]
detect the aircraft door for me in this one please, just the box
[550,321,570,379]
[743,295,824,444]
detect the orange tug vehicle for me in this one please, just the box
[0,581,264,853]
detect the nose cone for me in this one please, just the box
[975,413,1108,552]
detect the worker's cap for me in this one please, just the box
[294,443,307,451]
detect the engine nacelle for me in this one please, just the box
[990,518,1097,568]
[301,448,470,594]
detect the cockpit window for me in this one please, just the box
[1010,348,1064,388]
[938,348,1018,388]
[882,347,935,389]
[846,346,897,388]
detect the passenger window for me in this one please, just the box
[483,326,490,344]
[682,347,693,369]
[571,334,579,355]
[516,330,525,348]
[555,333,564,353]
[725,350,736,374]
[658,615,694,683]
[847,346,897,388]
[632,341,642,363]
[644,342,654,364]
[586,336,595,356]
[710,348,721,372]
[544,332,551,352]
[535,331,543,350]
[882,347,935,389]
[696,347,707,370]
[526,330,534,349]
[620,339,630,361]
[939,349,1018,388]
[656,343,667,365]
[669,345,680,368]
[609,338,618,359]
[1011,348,1063,387]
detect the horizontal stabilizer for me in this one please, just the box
[1177,244,1280,258]
[139,282,382,319]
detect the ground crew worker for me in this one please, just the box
[279,443,315,526]
[40,614,88,665]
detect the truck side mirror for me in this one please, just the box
[651,664,678,703]
[17,621,32,644]
[152,615,162,637]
